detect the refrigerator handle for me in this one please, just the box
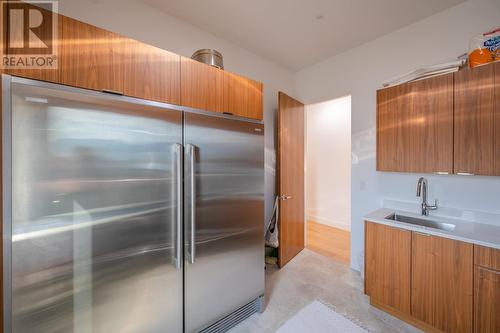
[174,143,183,269]
[187,144,197,264]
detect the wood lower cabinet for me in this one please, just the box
[377,73,453,173]
[365,222,482,333]
[180,57,223,113]
[365,222,411,314]
[475,244,500,271]
[411,233,473,333]
[474,266,500,333]
[223,71,263,119]
[123,40,180,104]
[454,63,495,176]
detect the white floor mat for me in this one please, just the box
[276,300,370,333]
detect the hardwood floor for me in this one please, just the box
[306,220,350,264]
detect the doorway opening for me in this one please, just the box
[305,95,351,265]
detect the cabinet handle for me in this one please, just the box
[173,143,182,270]
[102,89,124,96]
[414,231,431,237]
[186,144,197,264]
[456,172,474,176]
[223,112,234,116]
[435,172,449,175]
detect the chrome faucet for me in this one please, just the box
[416,177,438,216]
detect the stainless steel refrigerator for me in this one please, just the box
[1,75,265,333]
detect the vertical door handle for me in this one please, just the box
[173,143,182,269]
[186,144,197,264]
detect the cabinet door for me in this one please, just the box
[474,266,500,333]
[223,71,263,120]
[377,83,411,171]
[123,39,180,104]
[411,233,473,333]
[376,74,453,173]
[59,15,99,90]
[454,64,495,175]
[180,57,223,113]
[411,74,454,173]
[94,29,125,93]
[365,222,411,314]
[475,244,500,271]
[59,15,125,92]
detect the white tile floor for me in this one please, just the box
[228,249,422,333]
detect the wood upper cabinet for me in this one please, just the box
[474,266,500,333]
[365,221,411,314]
[377,73,453,173]
[2,8,262,116]
[59,15,125,92]
[223,71,263,119]
[454,63,495,175]
[123,39,180,104]
[180,57,223,113]
[411,233,473,333]
[377,83,410,171]
[3,3,60,83]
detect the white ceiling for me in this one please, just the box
[142,0,465,71]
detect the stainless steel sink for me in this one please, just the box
[385,213,456,231]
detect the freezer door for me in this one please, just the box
[184,112,265,333]
[6,81,184,333]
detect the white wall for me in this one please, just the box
[57,0,500,273]
[295,0,500,271]
[57,0,296,225]
[306,96,351,231]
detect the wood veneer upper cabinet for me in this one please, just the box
[59,16,98,90]
[411,233,473,333]
[3,3,60,83]
[376,74,453,173]
[94,29,126,93]
[474,266,500,333]
[365,222,411,314]
[377,83,410,171]
[180,57,223,113]
[412,74,454,173]
[59,15,125,92]
[454,63,495,175]
[123,39,180,104]
[223,71,263,119]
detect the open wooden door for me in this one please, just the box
[277,92,305,267]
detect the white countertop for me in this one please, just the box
[365,208,500,250]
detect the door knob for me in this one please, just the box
[279,195,292,200]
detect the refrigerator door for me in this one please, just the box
[5,79,184,333]
[184,112,265,333]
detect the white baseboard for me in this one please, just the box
[307,214,351,231]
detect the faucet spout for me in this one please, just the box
[416,177,437,216]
